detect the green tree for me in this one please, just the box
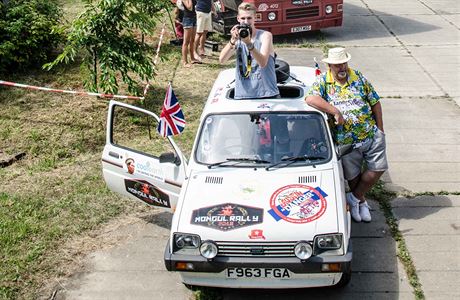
[44,0,171,96]
[0,0,63,73]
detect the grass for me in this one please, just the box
[367,181,425,300]
[0,3,221,300]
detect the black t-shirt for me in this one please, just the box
[195,0,212,13]
[183,0,197,19]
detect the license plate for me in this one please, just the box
[291,25,312,33]
[226,267,291,279]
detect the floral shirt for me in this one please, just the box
[308,68,380,147]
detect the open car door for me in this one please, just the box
[101,100,187,211]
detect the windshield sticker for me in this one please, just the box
[268,184,327,223]
[191,203,263,231]
[248,229,266,240]
[124,179,170,208]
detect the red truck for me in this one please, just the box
[213,0,343,35]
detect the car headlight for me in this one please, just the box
[325,5,333,14]
[314,234,343,255]
[268,12,276,21]
[294,241,313,260]
[200,240,218,259]
[173,233,201,253]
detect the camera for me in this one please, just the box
[237,24,252,39]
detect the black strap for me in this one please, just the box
[237,44,252,78]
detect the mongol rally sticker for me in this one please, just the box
[191,203,263,231]
[124,179,170,208]
[268,184,328,223]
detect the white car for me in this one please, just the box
[101,63,352,289]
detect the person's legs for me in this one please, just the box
[198,30,208,55]
[189,27,201,63]
[347,173,361,192]
[182,27,192,67]
[351,170,384,202]
[348,129,388,222]
[194,32,204,56]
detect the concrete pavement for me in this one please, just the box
[53,0,459,299]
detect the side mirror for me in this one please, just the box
[159,152,181,166]
[337,144,353,160]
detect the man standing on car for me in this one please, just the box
[219,2,279,100]
[194,0,214,58]
[305,47,388,223]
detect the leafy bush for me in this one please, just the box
[44,0,172,96]
[0,0,63,73]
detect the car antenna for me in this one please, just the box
[226,79,235,88]
[277,69,305,86]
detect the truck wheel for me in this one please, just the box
[334,268,352,288]
[275,59,290,83]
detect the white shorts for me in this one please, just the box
[196,11,213,33]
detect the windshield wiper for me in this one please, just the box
[265,155,325,170]
[208,157,271,169]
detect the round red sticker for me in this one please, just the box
[269,184,327,224]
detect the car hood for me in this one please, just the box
[175,167,339,242]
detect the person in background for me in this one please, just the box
[181,0,201,67]
[305,47,388,223]
[219,2,279,100]
[194,0,214,58]
[174,6,184,40]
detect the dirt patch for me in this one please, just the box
[39,207,159,299]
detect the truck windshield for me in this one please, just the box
[195,112,332,166]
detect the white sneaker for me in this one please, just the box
[359,201,372,222]
[346,193,361,222]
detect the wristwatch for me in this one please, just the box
[247,42,255,51]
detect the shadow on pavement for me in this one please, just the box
[141,211,173,229]
[273,3,439,45]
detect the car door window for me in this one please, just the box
[112,105,175,157]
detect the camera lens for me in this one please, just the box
[239,28,249,38]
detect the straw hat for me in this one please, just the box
[322,47,351,64]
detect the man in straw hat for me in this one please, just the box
[305,47,388,223]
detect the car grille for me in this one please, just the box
[286,7,320,20]
[216,241,296,257]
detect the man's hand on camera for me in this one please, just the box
[241,35,251,46]
[230,25,240,42]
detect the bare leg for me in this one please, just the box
[182,27,192,66]
[189,27,201,63]
[194,32,204,56]
[199,30,208,55]
[348,173,361,192]
[350,170,384,202]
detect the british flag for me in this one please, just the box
[314,59,322,76]
[157,83,185,137]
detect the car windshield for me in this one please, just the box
[195,112,332,167]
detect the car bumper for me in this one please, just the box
[258,17,343,35]
[164,241,352,288]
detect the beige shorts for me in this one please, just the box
[196,11,213,33]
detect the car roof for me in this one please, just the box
[202,66,321,116]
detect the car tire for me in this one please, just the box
[183,283,199,290]
[275,59,290,83]
[334,268,352,288]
